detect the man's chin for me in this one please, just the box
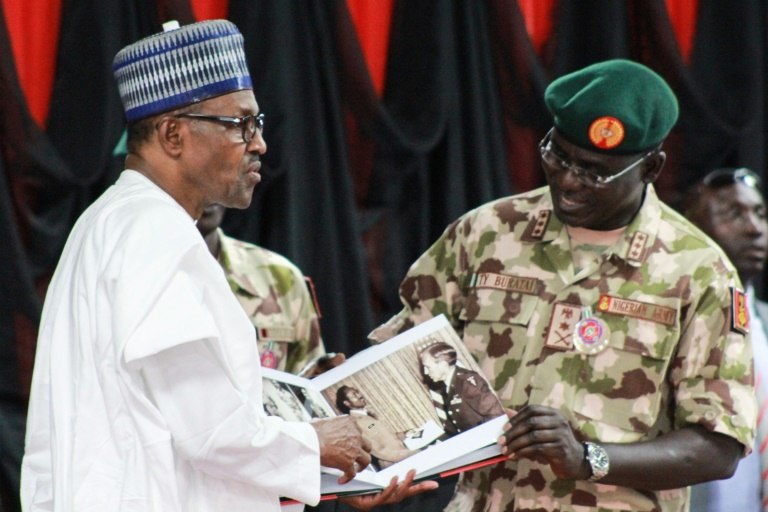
[220,191,255,210]
[552,206,592,227]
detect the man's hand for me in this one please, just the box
[312,415,372,483]
[339,469,439,511]
[298,352,346,378]
[497,405,589,480]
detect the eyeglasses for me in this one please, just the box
[538,128,653,187]
[174,112,264,144]
[701,167,760,189]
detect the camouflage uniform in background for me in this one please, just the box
[371,186,756,512]
[217,229,325,374]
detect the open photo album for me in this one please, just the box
[262,314,509,497]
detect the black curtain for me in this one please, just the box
[227,0,376,355]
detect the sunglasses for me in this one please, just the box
[701,167,760,189]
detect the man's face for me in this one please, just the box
[179,90,266,213]
[691,183,768,283]
[543,130,658,230]
[421,356,450,383]
[344,388,367,410]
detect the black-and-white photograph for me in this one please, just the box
[321,323,504,470]
[261,378,310,422]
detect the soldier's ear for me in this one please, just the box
[641,150,665,184]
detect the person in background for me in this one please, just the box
[369,59,756,511]
[418,342,504,438]
[197,204,330,375]
[19,19,438,511]
[684,167,768,512]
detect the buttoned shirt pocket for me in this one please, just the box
[459,289,539,364]
[570,298,681,442]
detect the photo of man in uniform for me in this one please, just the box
[419,342,505,438]
[336,385,418,470]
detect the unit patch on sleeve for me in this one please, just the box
[731,287,750,334]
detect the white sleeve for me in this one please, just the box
[123,269,220,362]
[139,338,321,504]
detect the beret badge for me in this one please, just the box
[588,116,625,150]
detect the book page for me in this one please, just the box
[264,315,508,492]
[260,369,336,421]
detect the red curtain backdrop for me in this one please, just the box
[190,0,228,21]
[1,0,61,127]
[665,0,698,62]
[2,0,701,131]
[517,0,555,55]
[346,0,394,96]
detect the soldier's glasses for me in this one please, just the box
[174,112,265,144]
[701,167,760,189]
[538,128,654,187]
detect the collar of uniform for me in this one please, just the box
[534,185,661,266]
[217,228,261,297]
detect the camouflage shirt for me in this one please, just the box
[370,186,755,512]
[218,229,325,374]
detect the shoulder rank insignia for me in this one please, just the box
[530,210,551,239]
[627,232,649,262]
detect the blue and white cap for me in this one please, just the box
[113,20,252,123]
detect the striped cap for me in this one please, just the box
[113,20,252,123]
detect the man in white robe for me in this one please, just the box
[20,19,378,512]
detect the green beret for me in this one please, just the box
[544,59,679,154]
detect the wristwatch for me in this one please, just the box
[584,442,610,481]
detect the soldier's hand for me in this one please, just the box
[339,469,439,511]
[497,405,588,480]
[312,415,372,483]
[298,352,346,378]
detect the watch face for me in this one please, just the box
[586,442,609,481]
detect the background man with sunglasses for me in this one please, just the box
[684,167,768,512]
[20,20,441,512]
[370,59,756,511]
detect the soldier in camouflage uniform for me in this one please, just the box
[197,204,325,374]
[371,60,756,512]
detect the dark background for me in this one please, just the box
[1,1,767,510]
